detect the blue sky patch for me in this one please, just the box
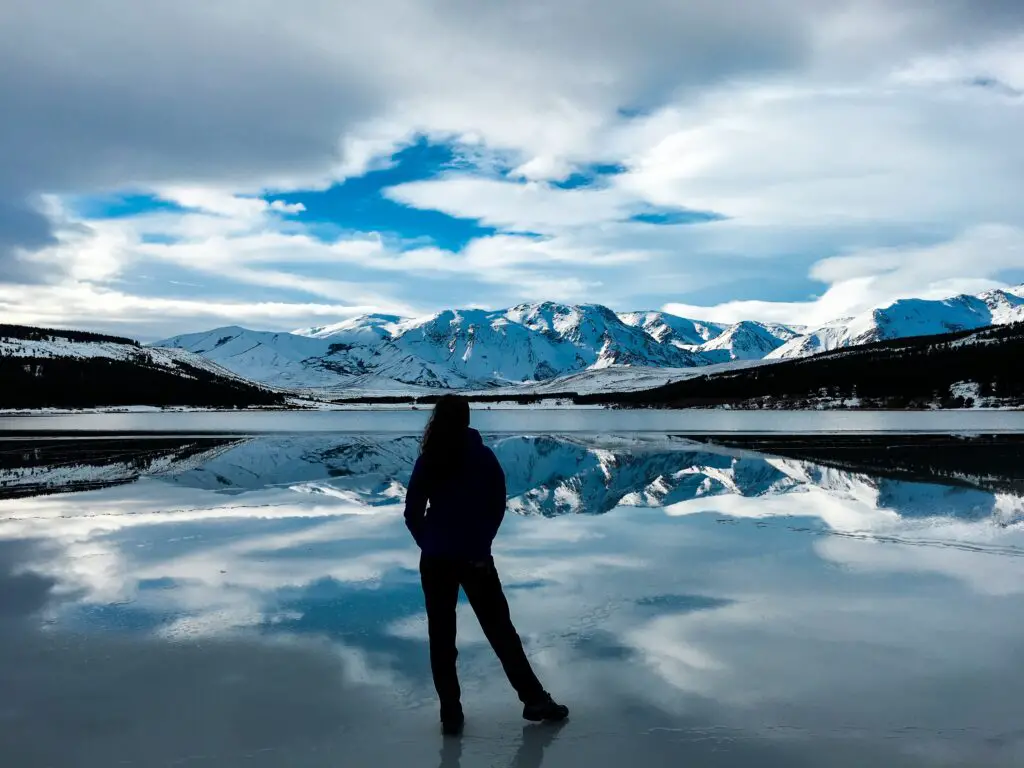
[140,233,179,245]
[265,138,498,252]
[629,207,725,225]
[70,192,189,219]
[552,163,627,190]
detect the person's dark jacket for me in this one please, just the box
[404,428,507,558]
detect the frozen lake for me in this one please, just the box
[4,407,1024,434]
[1,429,1023,766]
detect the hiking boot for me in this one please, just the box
[522,693,569,722]
[440,709,465,736]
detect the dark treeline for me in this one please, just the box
[1,357,285,409]
[2,323,285,409]
[0,324,139,346]
[575,323,1024,409]
[330,392,578,406]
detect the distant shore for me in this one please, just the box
[0,401,608,416]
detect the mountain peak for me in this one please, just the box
[618,310,725,347]
[696,320,792,361]
[769,285,1024,360]
[293,314,405,340]
[153,284,1024,393]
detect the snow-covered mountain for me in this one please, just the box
[768,287,1024,359]
[617,311,725,347]
[152,325,395,390]
[295,314,406,342]
[156,303,793,392]
[152,285,1023,394]
[692,320,801,362]
[143,325,340,387]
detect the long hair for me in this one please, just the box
[420,395,471,481]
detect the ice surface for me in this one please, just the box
[5,407,1024,434]
[1,433,1024,765]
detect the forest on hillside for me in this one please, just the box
[2,356,286,409]
[0,324,139,346]
[577,323,1024,409]
[2,323,286,409]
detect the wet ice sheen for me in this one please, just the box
[5,407,1024,433]
[1,431,1023,767]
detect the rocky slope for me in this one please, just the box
[157,303,796,391]
[155,286,1023,394]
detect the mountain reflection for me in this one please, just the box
[3,433,1021,525]
[0,437,242,499]
[3,433,1024,766]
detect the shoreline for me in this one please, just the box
[2,403,1021,416]
[0,402,609,416]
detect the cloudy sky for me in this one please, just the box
[2,1,1023,339]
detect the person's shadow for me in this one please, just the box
[438,721,567,768]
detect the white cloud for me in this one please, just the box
[615,73,1024,227]
[894,33,1024,91]
[2,2,1024,331]
[373,35,1024,323]
[0,192,638,334]
[0,282,408,339]
[386,177,631,231]
[664,225,1024,325]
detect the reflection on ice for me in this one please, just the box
[1,433,1024,766]
[5,433,1020,535]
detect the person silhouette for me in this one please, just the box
[406,395,569,736]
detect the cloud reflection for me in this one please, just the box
[1,434,1024,765]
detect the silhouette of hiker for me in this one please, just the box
[406,395,569,736]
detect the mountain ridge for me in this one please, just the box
[154,285,1023,393]
[155,303,798,390]
[768,286,1024,359]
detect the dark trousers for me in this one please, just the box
[420,554,545,714]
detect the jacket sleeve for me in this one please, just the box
[482,448,507,543]
[404,456,428,547]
